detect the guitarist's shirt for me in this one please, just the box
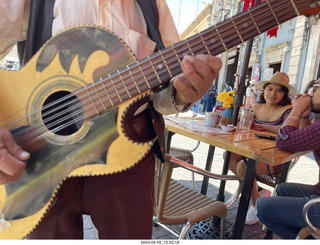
[0,0,185,115]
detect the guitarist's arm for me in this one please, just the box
[0,126,30,185]
[152,54,222,115]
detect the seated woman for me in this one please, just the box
[226,72,298,225]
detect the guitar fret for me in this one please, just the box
[249,11,261,34]
[231,18,244,43]
[127,66,141,93]
[92,82,107,111]
[110,75,123,102]
[137,63,151,89]
[101,77,114,107]
[148,58,162,84]
[266,0,280,25]
[215,27,228,51]
[86,87,100,115]
[172,46,182,63]
[159,50,173,77]
[185,41,195,56]
[289,0,299,15]
[117,70,131,98]
[199,33,211,55]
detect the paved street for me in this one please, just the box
[83,110,318,240]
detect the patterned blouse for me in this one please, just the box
[254,108,292,125]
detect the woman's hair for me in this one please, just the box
[258,82,291,106]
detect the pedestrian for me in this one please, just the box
[224,81,232,92]
[203,84,217,112]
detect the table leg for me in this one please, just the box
[210,151,232,230]
[278,161,291,183]
[200,145,215,195]
[165,130,175,153]
[232,158,258,239]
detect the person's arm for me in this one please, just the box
[276,94,316,152]
[0,126,30,184]
[151,0,222,115]
[281,94,312,129]
[0,1,31,184]
[254,123,280,133]
[276,120,320,152]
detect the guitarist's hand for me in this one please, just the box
[173,54,222,105]
[0,126,30,184]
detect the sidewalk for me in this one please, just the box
[83,110,318,239]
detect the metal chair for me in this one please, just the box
[168,141,200,189]
[296,197,320,239]
[153,154,243,239]
[256,157,299,194]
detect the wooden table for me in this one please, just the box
[165,117,308,239]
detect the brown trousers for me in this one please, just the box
[28,150,155,239]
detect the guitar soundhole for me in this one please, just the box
[41,91,84,136]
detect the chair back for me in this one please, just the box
[256,157,299,188]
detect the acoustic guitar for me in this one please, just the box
[0,0,319,239]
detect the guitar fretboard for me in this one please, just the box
[78,0,309,119]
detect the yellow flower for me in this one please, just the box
[217,91,234,108]
[223,96,234,108]
[217,91,228,101]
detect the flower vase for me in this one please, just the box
[219,107,234,125]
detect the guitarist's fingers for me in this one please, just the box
[0,126,30,161]
[0,148,27,174]
[173,55,222,105]
[194,54,222,80]
[0,127,29,184]
[0,167,25,185]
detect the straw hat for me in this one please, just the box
[255,72,298,96]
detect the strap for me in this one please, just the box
[18,0,55,67]
[135,0,167,162]
[135,0,165,51]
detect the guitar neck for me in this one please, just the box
[79,0,314,119]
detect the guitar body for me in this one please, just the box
[0,0,318,238]
[0,25,154,239]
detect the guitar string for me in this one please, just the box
[21,0,287,127]
[3,1,292,145]
[4,1,294,145]
[3,0,290,142]
[14,0,290,128]
[36,0,294,128]
[40,0,294,121]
